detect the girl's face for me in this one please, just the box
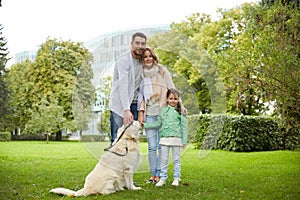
[167,93,179,107]
[143,50,154,69]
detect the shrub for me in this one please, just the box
[80,135,107,142]
[0,132,11,141]
[11,133,69,141]
[187,114,299,152]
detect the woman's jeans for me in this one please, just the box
[145,115,161,177]
[160,145,181,181]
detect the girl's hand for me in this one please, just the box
[182,144,186,149]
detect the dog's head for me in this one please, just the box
[116,121,142,142]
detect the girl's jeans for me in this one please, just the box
[145,115,161,177]
[160,145,181,181]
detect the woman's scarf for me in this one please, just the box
[143,66,159,103]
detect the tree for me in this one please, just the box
[31,38,95,140]
[97,76,112,134]
[0,24,11,131]
[5,61,33,131]
[149,14,226,114]
[207,4,268,115]
[5,38,95,139]
[25,98,65,143]
[244,1,300,130]
[72,57,95,137]
[149,4,272,116]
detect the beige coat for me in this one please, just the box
[139,64,176,115]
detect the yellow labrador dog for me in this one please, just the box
[50,121,142,196]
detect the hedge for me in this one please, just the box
[187,114,299,152]
[11,133,69,141]
[0,132,11,141]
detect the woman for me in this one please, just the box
[138,47,184,184]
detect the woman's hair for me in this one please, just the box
[142,47,159,64]
[166,88,182,114]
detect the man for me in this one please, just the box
[109,32,147,145]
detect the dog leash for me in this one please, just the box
[104,121,133,156]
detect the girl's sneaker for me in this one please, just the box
[155,180,166,187]
[171,179,179,186]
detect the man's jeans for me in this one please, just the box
[110,103,138,145]
[145,115,161,177]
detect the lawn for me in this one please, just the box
[0,141,299,200]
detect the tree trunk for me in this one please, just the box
[46,134,49,144]
[79,129,83,138]
[56,130,62,141]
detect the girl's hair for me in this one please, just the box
[166,88,182,114]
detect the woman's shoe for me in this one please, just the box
[153,176,160,183]
[146,176,155,184]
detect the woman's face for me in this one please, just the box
[143,50,154,69]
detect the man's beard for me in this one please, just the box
[133,49,142,58]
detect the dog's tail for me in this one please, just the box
[50,187,76,197]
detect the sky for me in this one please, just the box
[0,0,259,67]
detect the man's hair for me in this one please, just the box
[132,32,147,42]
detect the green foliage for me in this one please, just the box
[97,76,112,134]
[5,61,33,130]
[243,2,300,130]
[188,114,299,151]
[0,132,10,141]
[33,38,94,124]
[0,24,11,131]
[98,109,111,134]
[11,133,61,141]
[150,2,299,133]
[80,134,108,142]
[149,27,226,114]
[25,99,66,134]
[5,38,95,137]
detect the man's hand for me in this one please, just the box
[123,110,133,125]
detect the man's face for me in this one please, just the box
[131,36,146,57]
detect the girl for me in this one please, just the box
[143,88,188,187]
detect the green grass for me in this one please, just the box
[0,141,299,200]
